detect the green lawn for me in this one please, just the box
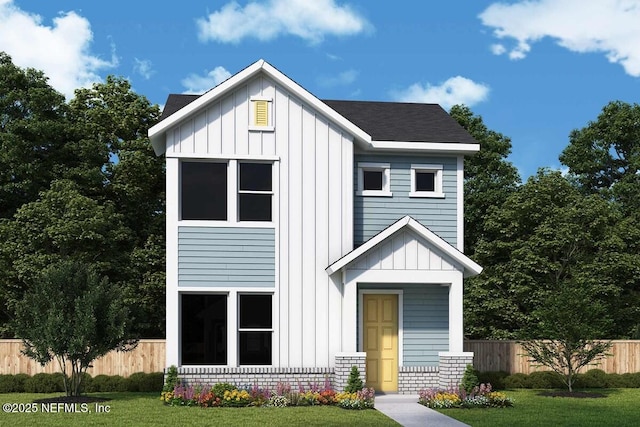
[438,389,640,427]
[0,392,400,427]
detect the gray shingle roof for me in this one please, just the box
[160,94,476,144]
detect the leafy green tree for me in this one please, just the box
[0,53,165,337]
[560,100,640,213]
[469,170,628,338]
[0,52,70,218]
[0,180,133,335]
[449,105,520,256]
[520,284,612,392]
[449,105,520,338]
[12,261,137,397]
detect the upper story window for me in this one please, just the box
[180,160,274,223]
[181,162,227,220]
[410,164,445,198]
[238,163,272,221]
[249,97,274,131]
[357,162,392,197]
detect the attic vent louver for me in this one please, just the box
[254,100,268,126]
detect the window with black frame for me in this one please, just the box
[238,294,272,365]
[238,162,272,221]
[181,162,227,220]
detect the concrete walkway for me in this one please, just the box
[375,394,470,427]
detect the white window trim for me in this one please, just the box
[357,162,392,197]
[409,164,445,198]
[249,96,275,132]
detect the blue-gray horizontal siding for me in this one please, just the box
[359,283,449,366]
[354,154,457,247]
[178,227,275,287]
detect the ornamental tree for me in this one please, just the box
[12,260,137,396]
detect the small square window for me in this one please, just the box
[363,170,383,191]
[410,164,445,198]
[415,171,435,192]
[357,163,392,197]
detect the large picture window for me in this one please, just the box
[238,294,272,365]
[181,294,227,365]
[181,162,227,220]
[238,163,273,221]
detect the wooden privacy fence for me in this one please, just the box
[465,340,640,374]
[0,339,165,377]
[2,339,639,376]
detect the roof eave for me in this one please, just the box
[147,59,373,156]
[367,141,481,155]
[326,215,483,277]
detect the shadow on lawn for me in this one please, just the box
[536,389,627,399]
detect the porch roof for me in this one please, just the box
[325,216,482,278]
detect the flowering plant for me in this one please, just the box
[419,383,513,409]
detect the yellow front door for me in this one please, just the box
[363,294,398,392]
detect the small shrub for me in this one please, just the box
[345,366,364,393]
[163,365,180,392]
[0,374,29,392]
[574,369,608,388]
[621,372,640,388]
[477,371,509,390]
[89,374,128,392]
[504,373,528,389]
[127,372,164,392]
[212,382,236,397]
[526,371,564,389]
[24,373,65,393]
[461,364,479,393]
[605,373,631,388]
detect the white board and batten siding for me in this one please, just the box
[164,74,353,368]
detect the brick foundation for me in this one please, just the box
[166,351,473,394]
[438,352,474,389]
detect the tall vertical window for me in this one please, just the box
[181,162,227,220]
[181,294,227,365]
[238,163,273,221]
[238,294,272,365]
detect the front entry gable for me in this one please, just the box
[326,216,482,278]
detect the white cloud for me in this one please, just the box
[391,76,490,110]
[490,43,506,55]
[196,0,371,44]
[133,58,154,80]
[0,0,117,98]
[318,69,358,87]
[480,0,640,76]
[181,66,232,94]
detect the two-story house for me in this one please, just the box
[148,59,482,394]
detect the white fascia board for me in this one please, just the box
[325,215,483,277]
[148,59,266,155]
[369,141,480,155]
[148,59,373,155]
[326,217,411,275]
[404,217,483,277]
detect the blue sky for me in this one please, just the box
[2,0,639,179]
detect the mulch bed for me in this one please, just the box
[33,396,111,404]
[538,391,606,398]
